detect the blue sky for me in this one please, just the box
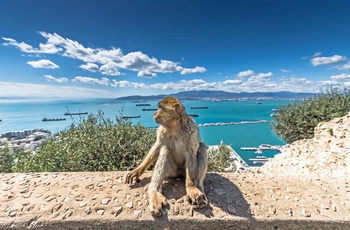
[1,0,350,99]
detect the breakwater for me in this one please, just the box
[197,120,268,127]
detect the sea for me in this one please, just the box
[0,98,291,166]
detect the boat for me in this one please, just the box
[142,108,158,111]
[136,104,151,106]
[188,114,199,117]
[42,118,66,122]
[249,158,269,162]
[190,106,208,109]
[121,115,141,119]
[256,102,262,104]
[64,112,88,116]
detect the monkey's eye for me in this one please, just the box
[159,106,167,112]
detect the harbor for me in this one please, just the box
[241,144,283,164]
[208,144,250,172]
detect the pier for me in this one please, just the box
[241,144,283,154]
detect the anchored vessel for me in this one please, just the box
[190,106,208,109]
[64,112,88,116]
[188,114,199,117]
[42,118,66,122]
[136,104,151,106]
[121,115,141,119]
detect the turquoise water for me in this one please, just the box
[0,99,289,165]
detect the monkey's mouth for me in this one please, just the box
[154,117,161,124]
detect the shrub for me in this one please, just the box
[11,111,156,172]
[207,143,235,172]
[0,145,14,173]
[271,87,350,143]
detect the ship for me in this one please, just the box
[42,118,66,122]
[142,108,158,111]
[136,104,151,106]
[188,114,199,117]
[121,115,141,119]
[64,112,88,116]
[190,106,208,109]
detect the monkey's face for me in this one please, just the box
[153,106,173,125]
[154,97,186,126]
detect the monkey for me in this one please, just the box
[125,96,208,216]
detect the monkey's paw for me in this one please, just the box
[149,191,168,216]
[186,186,208,209]
[125,170,141,184]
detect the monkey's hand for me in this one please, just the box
[186,186,208,209]
[125,169,142,184]
[149,191,168,216]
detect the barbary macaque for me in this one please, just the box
[125,96,208,216]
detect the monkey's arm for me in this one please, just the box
[125,142,161,184]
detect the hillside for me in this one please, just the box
[260,111,350,177]
[116,90,314,101]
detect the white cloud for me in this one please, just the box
[79,63,99,72]
[27,59,59,69]
[72,76,110,86]
[330,74,350,81]
[44,75,69,83]
[222,79,242,85]
[311,55,347,66]
[0,81,116,98]
[313,52,322,57]
[3,32,206,77]
[2,37,61,54]
[237,70,254,78]
[334,61,350,70]
[179,66,207,75]
[137,70,157,78]
[100,64,121,76]
[280,69,290,73]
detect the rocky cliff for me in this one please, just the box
[260,112,350,177]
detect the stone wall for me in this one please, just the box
[1,171,349,229]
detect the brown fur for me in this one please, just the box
[125,96,208,216]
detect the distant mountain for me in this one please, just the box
[116,90,314,101]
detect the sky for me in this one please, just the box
[1,0,350,99]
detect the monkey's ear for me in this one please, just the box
[174,103,181,113]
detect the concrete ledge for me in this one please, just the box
[1,172,349,229]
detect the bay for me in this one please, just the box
[0,98,290,165]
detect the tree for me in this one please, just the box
[271,87,350,143]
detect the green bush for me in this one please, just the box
[9,111,156,172]
[2,111,233,173]
[271,87,350,144]
[207,143,235,172]
[0,145,14,173]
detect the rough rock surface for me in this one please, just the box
[260,112,350,177]
[0,171,349,229]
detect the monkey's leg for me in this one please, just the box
[148,146,176,216]
[185,142,208,208]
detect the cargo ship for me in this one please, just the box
[190,106,208,109]
[136,104,151,106]
[121,115,141,119]
[64,112,88,116]
[42,118,66,122]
